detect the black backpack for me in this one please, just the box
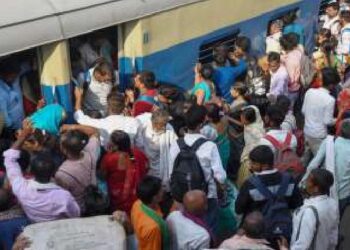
[249,173,293,240]
[170,138,209,202]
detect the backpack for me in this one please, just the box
[300,53,315,88]
[249,173,293,239]
[170,138,209,202]
[265,133,305,180]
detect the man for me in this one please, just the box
[0,58,24,131]
[169,105,226,233]
[337,10,350,63]
[83,60,113,116]
[131,176,170,250]
[236,145,302,214]
[3,121,80,222]
[74,88,141,148]
[321,2,341,36]
[304,119,350,217]
[266,52,290,102]
[220,211,274,250]
[302,67,337,161]
[290,169,339,250]
[133,71,158,116]
[166,190,211,250]
[213,51,247,103]
[259,105,297,155]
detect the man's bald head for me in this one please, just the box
[183,190,207,216]
[242,211,265,239]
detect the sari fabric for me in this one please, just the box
[30,104,64,135]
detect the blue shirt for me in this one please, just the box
[0,78,24,129]
[283,23,305,45]
[213,60,247,103]
[307,137,350,200]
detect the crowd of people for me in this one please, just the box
[1,0,350,250]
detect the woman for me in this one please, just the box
[29,103,66,135]
[235,106,265,187]
[101,130,148,214]
[192,64,214,105]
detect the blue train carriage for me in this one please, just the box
[120,0,322,91]
[0,0,323,112]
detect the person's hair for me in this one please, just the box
[151,109,169,126]
[280,33,298,51]
[139,71,156,90]
[60,130,89,157]
[266,105,285,127]
[235,36,251,53]
[18,150,31,173]
[0,188,11,211]
[321,67,340,88]
[30,152,56,183]
[232,82,248,96]
[282,11,297,25]
[276,95,291,113]
[310,168,334,195]
[340,119,350,139]
[213,53,227,66]
[94,61,112,76]
[267,52,281,63]
[318,28,332,40]
[205,103,221,124]
[242,211,266,239]
[200,64,214,81]
[109,129,131,152]
[0,57,20,77]
[158,84,184,103]
[249,145,274,167]
[0,139,11,170]
[327,2,340,11]
[83,185,109,217]
[340,10,350,23]
[107,92,125,114]
[242,107,256,124]
[321,38,338,66]
[136,176,162,205]
[185,105,207,130]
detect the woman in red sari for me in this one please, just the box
[101,130,148,214]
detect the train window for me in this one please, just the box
[267,8,300,36]
[198,29,240,64]
[0,49,41,116]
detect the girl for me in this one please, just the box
[101,130,148,214]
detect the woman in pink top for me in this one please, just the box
[280,33,303,106]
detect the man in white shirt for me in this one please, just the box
[266,52,290,102]
[302,67,337,161]
[167,190,211,250]
[290,169,339,250]
[260,105,297,155]
[321,2,341,36]
[337,10,350,63]
[74,88,141,148]
[169,105,226,234]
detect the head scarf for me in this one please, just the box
[30,104,65,135]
